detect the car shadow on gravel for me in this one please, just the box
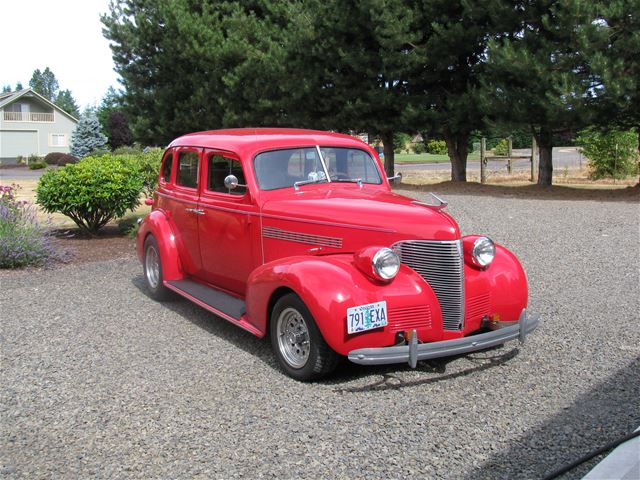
[462,356,640,480]
[132,275,278,368]
[329,347,520,393]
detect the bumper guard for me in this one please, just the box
[348,309,540,367]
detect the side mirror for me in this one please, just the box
[224,174,247,190]
[387,172,402,184]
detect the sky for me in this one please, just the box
[0,0,120,109]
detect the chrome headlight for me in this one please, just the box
[372,248,400,280]
[472,237,495,267]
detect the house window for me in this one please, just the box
[49,134,67,147]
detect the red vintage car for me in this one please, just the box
[137,128,539,380]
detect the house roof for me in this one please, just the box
[0,88,79,122]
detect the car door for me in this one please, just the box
[166,147,203,275]
[197,149,259,295]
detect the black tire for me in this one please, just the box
[270,293,340,381]
[143,235,174,301]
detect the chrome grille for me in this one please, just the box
[392,240,464,330]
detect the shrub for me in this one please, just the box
[17,156,26,165]
[113,145,143,155]
[57,154,79,166]
[576,128,639,179]
[116,149,163,198]
[44,152,66,165]
[412,142,427,154]
[494,139,509,156]
[426,139,448,155]
[0,184,65,268]
[28,161,47,170]
[28,154,43,165]
[36,156,144,235]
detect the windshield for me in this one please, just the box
[254,146,381,191]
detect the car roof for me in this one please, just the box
[168,128,370,155]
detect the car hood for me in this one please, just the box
[260,187,460,242]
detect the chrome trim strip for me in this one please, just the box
[263,226,342,248]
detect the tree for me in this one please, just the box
[483,1,597,186]
[106,110,133,149]
[270,0,415,176]
[29,67,59,101]
[2,85,11,93]
[96,87,122,133]
[403,0,504,182]
[70,110,109,158]
[55,89,80,118]
[15,82,23,91]
[588,1,640,158]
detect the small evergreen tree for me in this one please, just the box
[15,82,23,91]
[70,110,108,158]
[2,85,11,93]
[29,67,59,101]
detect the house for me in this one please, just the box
[0,88,78,163]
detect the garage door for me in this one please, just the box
[0,130,39,159]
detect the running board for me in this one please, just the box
[165,279,262,337]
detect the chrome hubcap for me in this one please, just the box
[145,245,160,288]
[276,307,310,368]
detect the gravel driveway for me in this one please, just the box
[1,191,639,479]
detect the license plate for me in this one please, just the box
[347,301,388,334]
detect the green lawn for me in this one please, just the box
[394,152,480,164]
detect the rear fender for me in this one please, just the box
[136,210,183,281]
[245,254,442,355]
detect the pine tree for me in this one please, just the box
[55,89,80,118]
[483,0,597,186]
[29,67,59,101]
[15,82,23,91]
[70,110,109,158]
[2,85,11,93]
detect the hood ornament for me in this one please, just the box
[411,193,448,211]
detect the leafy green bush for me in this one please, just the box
[0,184,65,268]
[113,145,143,155]
[412,142,427,154]
[36,156,144,235]
[28,154,42,165]
[576,128,639,179]
[28,161,47,170]
[116,148,163,198]
[426,139,448,155]
[494,139,509,156]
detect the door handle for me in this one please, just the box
[185,208,205,215]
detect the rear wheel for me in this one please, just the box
[143,235,173,301]
[270,293,340,381]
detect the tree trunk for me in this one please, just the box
[443,129,468,182]
[536,127,553,186]
[380,132,395,178]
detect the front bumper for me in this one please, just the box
[348,309,540,367]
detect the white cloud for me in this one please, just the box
[0,0,120,109]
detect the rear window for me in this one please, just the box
[176,151,199,188]
[161,151,173,183]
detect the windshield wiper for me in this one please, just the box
[293,178,326,190]
[332,177,363,188]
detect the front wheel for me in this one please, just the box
[270,293,339,381]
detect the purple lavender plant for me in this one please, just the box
[0,184,69,268]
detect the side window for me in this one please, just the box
[161,151,173,183]
[176,151,199,189]
[207,154,246,195]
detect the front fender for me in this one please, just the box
[136,210,183,282]
[245,254,443,355]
